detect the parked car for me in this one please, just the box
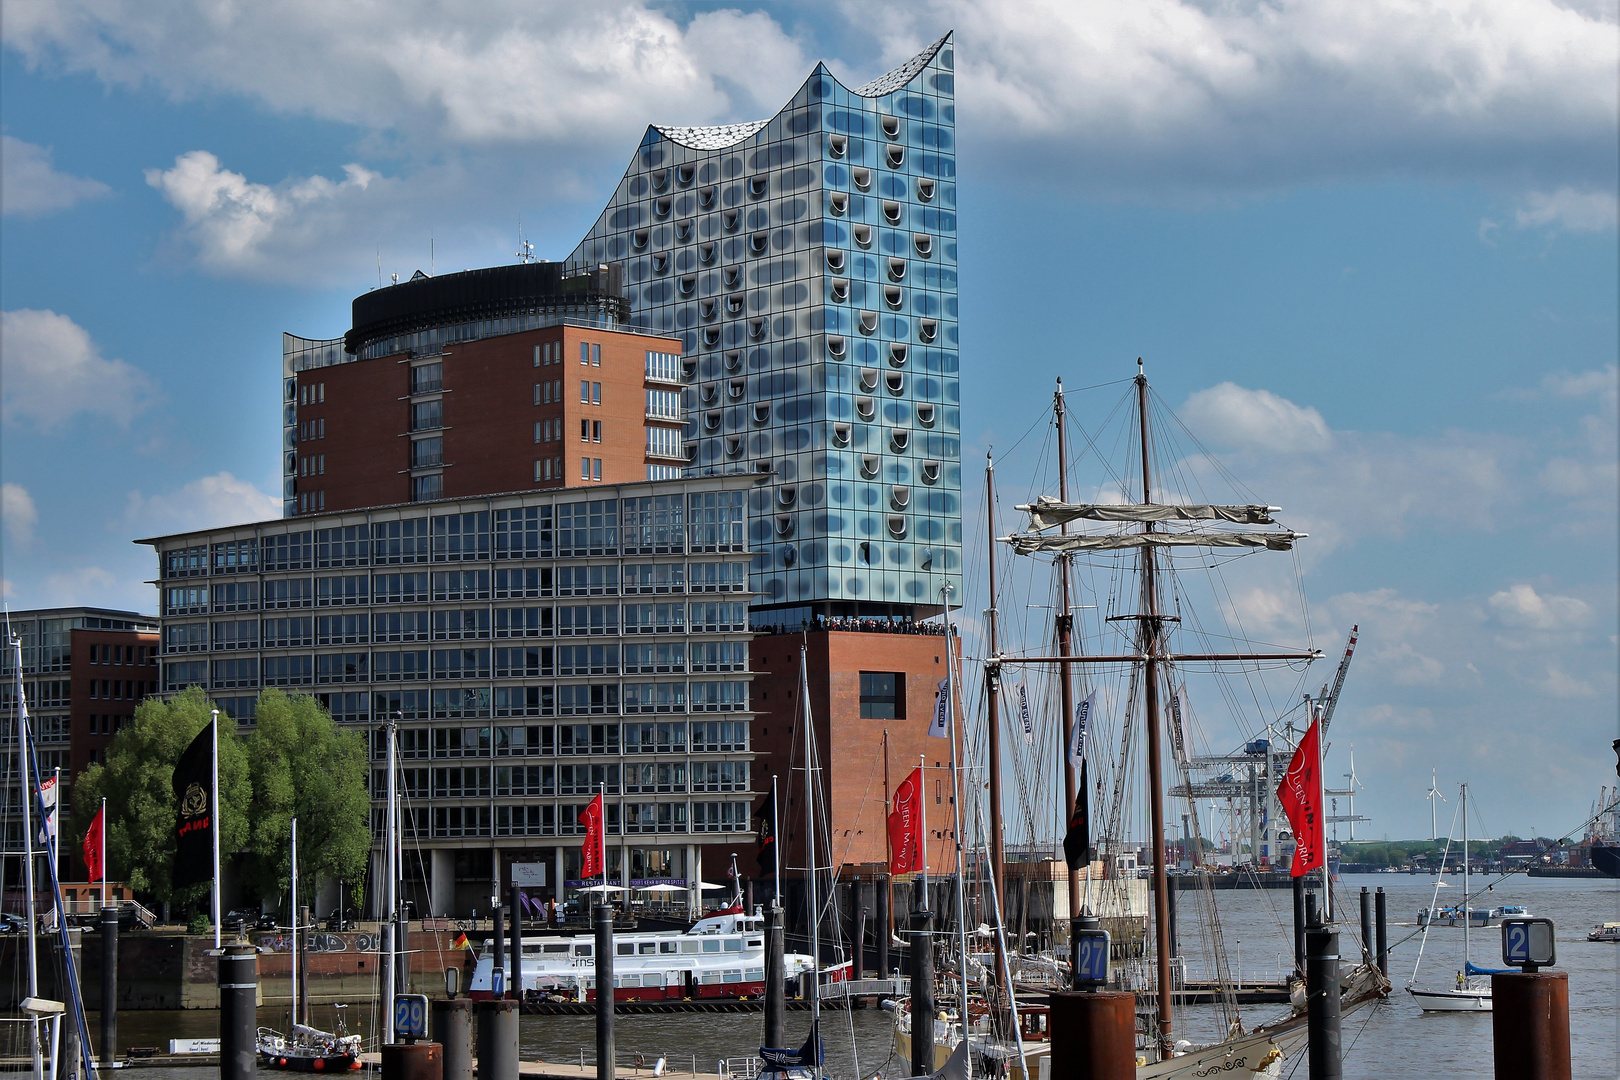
[0,913,27,934]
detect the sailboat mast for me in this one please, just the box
[1052,381,1080,927]
[1462,783,1469,971]
[799,647,820,1029]
[1135,363,1176,1055]
[291,818,299,1028]
[382,712,398,1045]
[11,636,42,1079]
[984,453,1007,931]
[941,583,972,1076]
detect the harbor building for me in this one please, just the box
[0,607,159,879]
[139,477,760,918]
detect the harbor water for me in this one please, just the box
[71,874,1620,1079]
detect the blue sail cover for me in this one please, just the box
[760,1025,823,1066]
[1466,961,1514,975]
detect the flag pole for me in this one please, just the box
[918,754,928,900]
[100,797,108,910]
[771,773,781,905]
[1317,708,1330,922]
[211,708,221,950]
[599,782,608,902]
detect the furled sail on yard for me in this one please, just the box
[1002,529,1303,555]
[1018,496,1280,528]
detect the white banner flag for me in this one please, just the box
[1169,685,1190,770]
[36,774,57,845]
[927,677,950,738]
[1018,683,1034,745]
[1068,691,1095,767]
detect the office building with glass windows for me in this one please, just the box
[139,478,760,917]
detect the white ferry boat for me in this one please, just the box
[1416,904,1529,928]
[468,910,841,1002]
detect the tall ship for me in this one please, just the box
[468,909,830,1002]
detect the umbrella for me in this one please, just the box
[637,883,687,893]
[579,884,628,893]
[696,881,728,891]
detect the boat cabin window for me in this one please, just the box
[617,943,635,956]
[702,940,721,953]
[681,941,702,954]
[660,941,678,953]
[639,942,657,954]
[544,944,569,954]
[575,944,592,957]
[724,939,743,952]
[747,938,762,947]
[523,945,543,956]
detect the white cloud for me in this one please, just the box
[1515,187,1618,232]
[0,135,110,216]
[1182,383,1332,453]
[4,0,1612,202]
[2,484,38,544]
[41,565,118,606]
[145,151,384,278]
[1487,583,1594,631]
[125,472,281,536]
[0,309,158,431]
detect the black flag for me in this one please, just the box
[755,795,776,878]
[1063,759,1091,872]
[172,721,214,889]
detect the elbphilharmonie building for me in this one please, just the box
[562,34,961,622]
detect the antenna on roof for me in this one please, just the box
[377,248,382,290]
[430,235,435,277]
[516,216,534,264]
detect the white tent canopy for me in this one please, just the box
[578,884,628,893]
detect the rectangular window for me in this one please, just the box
[493,685,554,717]
[263,616,314,648]
[411,437,443,469]
[581,457,590,480]
[262,655,314,687]
[557,683,620,717]
[645,350,681,384]
[493,569,552,601]
[859,672,902,719]
[315,614,367,645]
[580,342,589,365]
[165,545,208,578]
[372,650,430,682]
[534,383,542,406]
[592,382,601,405]
[373,690,431,722]
[689,681,748,712]
[591,344,601,366]
[690,801,751,833]
[318,418,325,438]
[432,608,490,640]
[691,760,750,793]
[592,420,601,443]
[581,419,590,442]
[688,490,746,552]
[431,511,490,561]
[593,458,602,481]
[492,508,551,562]
[689,561,746,592]
[581,380,590,402]
[534,421,542,444]
[624,760,686,794]
[622,681,687,714]
[211,581,259,612]
[645,389,681,420]
[411,362,442,395]
[411,399,443,431]
[373,518,431,564]
[493,605,551,636]
[645,426,683,459]
[555,500,618,556]
[372,611,431,643]
[623,642,685,674]
[317,691,367,722]
[556,603,619,636]
[212,620,259,650]
[316,652,368,683]
[263,577,315,609]
[318,454,325,475]
[163,623,209,653]
[534,345,542,368]
[555,564,618,596]
[315,524,370,567]
[623,562,684,593]
[164,586,209,616]
[164,660,207,691]
[372,572,430,604]
[688,602,747,633]
[556,722,619,753]
[624,603,685,635]
[432,647,490,680]
[556,644,619,676]
[412,473,443,502]
[493,645,552,678]
[689,640,747,672]
[211,539,257,574]
[431,569,490,601]
[316,574,368,606]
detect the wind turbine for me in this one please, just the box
[1425,768,1447,841]
[1343,750,1365,842]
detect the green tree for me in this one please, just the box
[71,686,251,906]
[241,690,372,907]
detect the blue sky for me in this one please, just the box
[1,1,1615,841]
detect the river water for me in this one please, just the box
[75,873,1620,1079]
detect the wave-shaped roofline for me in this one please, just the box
[649,32,951,151]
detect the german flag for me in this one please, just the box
[452,931,471,951]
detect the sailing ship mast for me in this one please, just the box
[1001,361,1319,1058]
[983,453,1007,939]
[798,647,821,1034]
[1052,384,1081,935]
[11,635,43,1078]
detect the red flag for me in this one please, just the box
[1277,718,1323,878]
[578,793,604,879]
[887,767,923,875]
[83,806,105,883]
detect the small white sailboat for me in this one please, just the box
[1407,783,1506,1012]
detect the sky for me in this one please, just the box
[0,1,1615,842]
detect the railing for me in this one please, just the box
[718,1057,762,1080]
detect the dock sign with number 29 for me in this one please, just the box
[1501,918,1556,969]
[1074,929,1111,985]
[394,994,429,1039]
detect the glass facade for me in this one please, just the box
[562,35,962,617]
[146,479,757,851]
